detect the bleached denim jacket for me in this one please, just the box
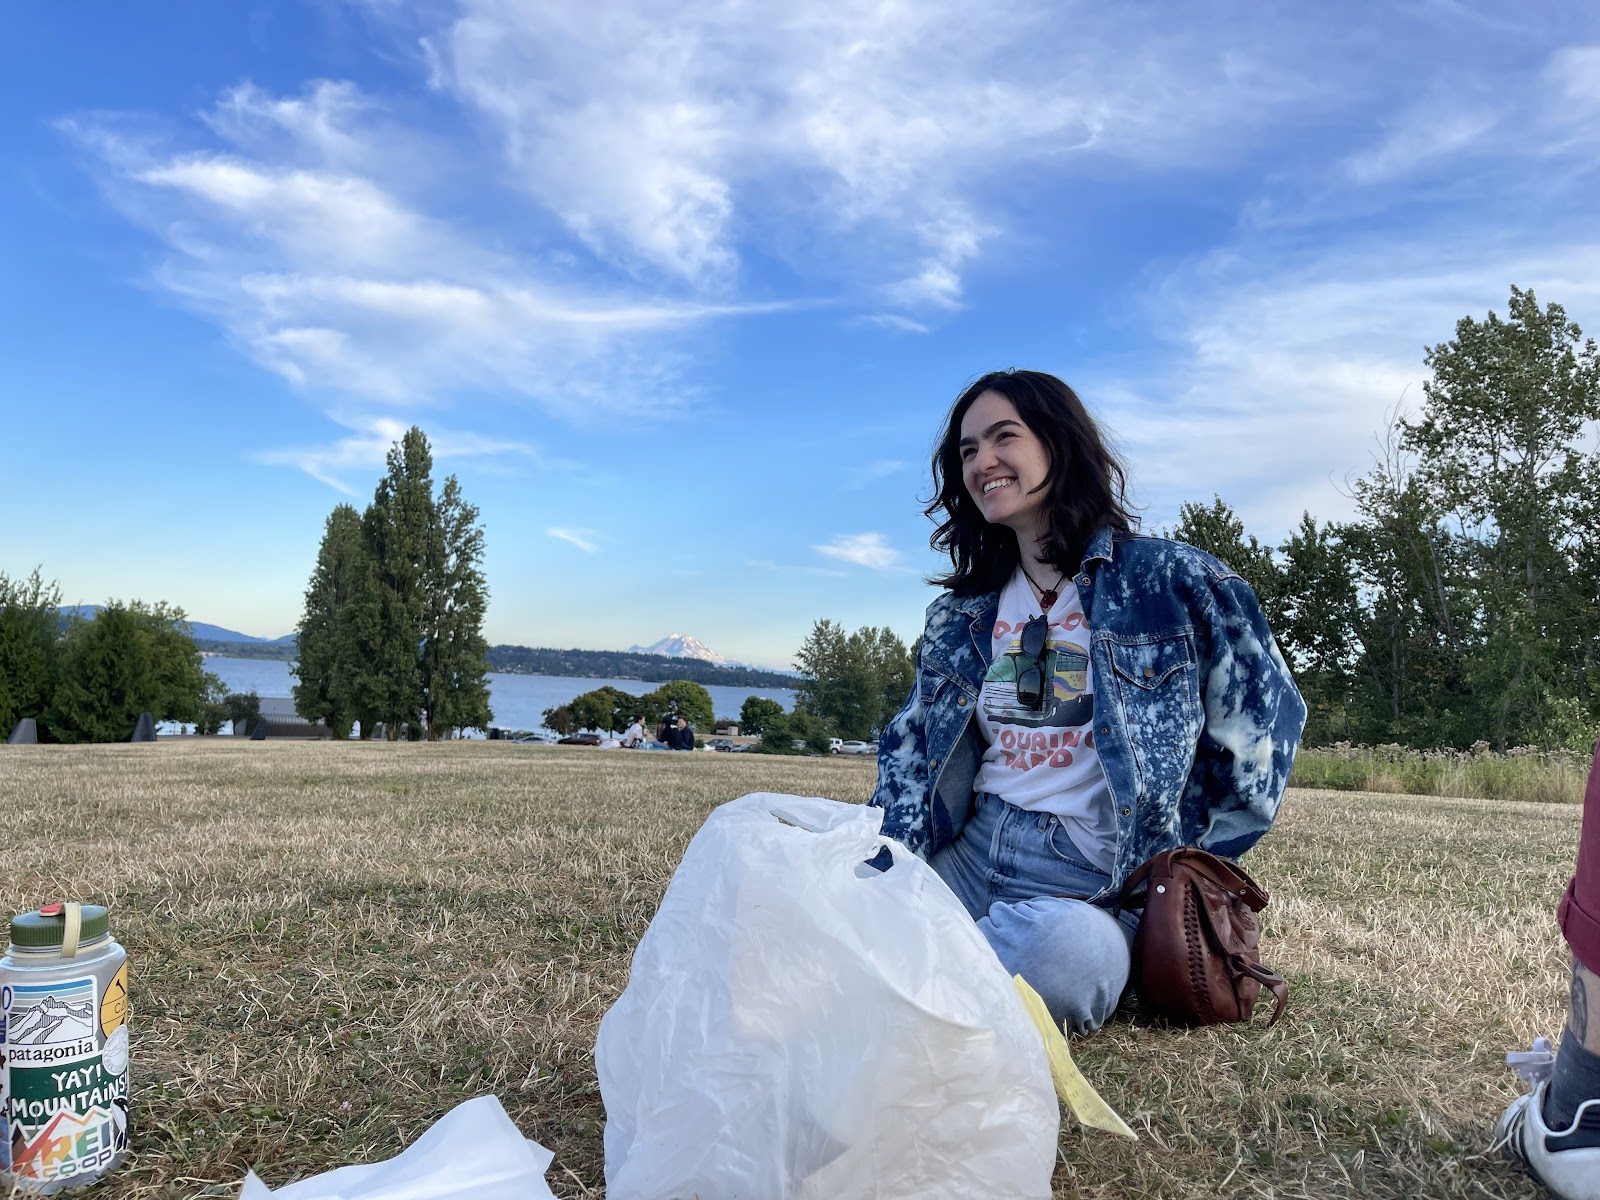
[870,527,1306,893]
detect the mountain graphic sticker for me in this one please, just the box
[7,980,96,1046]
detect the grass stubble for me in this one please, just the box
[0,742,1577,1199]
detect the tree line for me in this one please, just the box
[1172,287,1599,751]
[537,620,916,755]
[293,427,493,739]
[489,644,795,688]
[0,572,257,742]
[542,679,717,737]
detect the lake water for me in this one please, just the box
[203,656,796,734]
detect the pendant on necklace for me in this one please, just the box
[1039,588,1058,608]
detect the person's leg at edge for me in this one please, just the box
[1496,741,1600,1200]
[1546,738,1600,1131]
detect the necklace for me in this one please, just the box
[1018,560,1066,609]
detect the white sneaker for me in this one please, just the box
[1494,1081,1600,1200]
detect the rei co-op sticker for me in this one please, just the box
[100,963,128,1038]
[3,977,125,1184]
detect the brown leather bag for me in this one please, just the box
[1115,847,1288,1027]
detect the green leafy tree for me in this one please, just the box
[49,602,204,742]
[293,504,370,738]
[420,475,492,738]
[1275,513,1361,743]
[1170,496,1286,629]
[195,671,230,736]
[542,704,578,736]
[298,430,494,740]
[364,428,435,738]
[1340,429,1474,747]
[1402,286,1600,746]
[752,709,832,755]
[227,690,261,729]
[0,568,62,736]
[567,686,639,734]
[639,680,714,731]
[739,695,784,737]
[793,621,913,739]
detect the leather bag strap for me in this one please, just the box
[1170,847,1270,912]
[1233,956,1289,1027]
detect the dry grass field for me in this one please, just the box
[0,741,1580,1199]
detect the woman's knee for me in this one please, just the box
[978,898,1131,1035]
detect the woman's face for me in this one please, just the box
[959,389,1052,541]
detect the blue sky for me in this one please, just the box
[4,2,1598,671]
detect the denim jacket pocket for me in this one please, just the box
[1108,633,1195,691]
[1106,631,1203,804]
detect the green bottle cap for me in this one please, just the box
[10,904,111,948]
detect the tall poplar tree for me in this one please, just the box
[294,426,492,739]
[420,475,491,737]
[293,504,373,737]
[364,429,435,738]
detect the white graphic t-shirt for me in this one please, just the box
[971,566,1118,871]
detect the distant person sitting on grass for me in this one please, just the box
[668,717,695,751]
[622,715,646,748]
[1494,738,1600,1199]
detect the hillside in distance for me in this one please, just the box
[61,606,293,645]
[190,633,799,688]
[487,645,797,689]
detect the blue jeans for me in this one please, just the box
[929,792,1139,1035]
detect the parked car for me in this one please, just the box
[513,733,557,744]
[557,732,602,746]
[706,738,734,752]
[829,738,843,754]
[836,740,877,756]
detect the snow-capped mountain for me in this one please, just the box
[627,634,734,665]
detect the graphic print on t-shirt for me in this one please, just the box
[980,610,1094,731]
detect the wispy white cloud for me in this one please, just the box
[1343,104,1498,185]
[1094,239,1600,540]
[61,82,787,432]
[857,314,930,335]
[837,459,909,493]
[412,0,1341,316]
[547,527,600,553]
[746,558,848,579]
[814,532,905,571]
[251,414,535,490]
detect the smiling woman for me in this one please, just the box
[869,368,1307,1035]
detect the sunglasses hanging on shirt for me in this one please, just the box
[1014,613,1050,711]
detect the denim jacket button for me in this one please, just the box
[957,695,967,707]
[1077,575,1091,588]
[1121,806,1131,816]
[1098,725,1109,736]
[930,758,940,771]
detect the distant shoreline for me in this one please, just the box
[197,639,801,690]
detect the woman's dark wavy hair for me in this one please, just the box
[927,369,1136,595]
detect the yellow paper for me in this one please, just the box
[1013,974,1137,1139]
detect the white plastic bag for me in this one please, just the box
[236,1095,558,1200]
[597,793,1058,1200]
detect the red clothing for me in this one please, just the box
[1558,741,1600,974]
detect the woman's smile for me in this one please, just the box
[960,390,1051,540]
